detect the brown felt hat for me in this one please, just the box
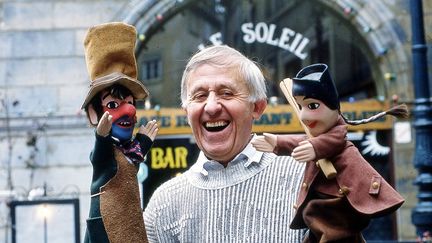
[81,22,149,109]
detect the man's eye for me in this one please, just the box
[220,90,234,97]
[190,93,207,102]
[308,103,320,110]
[106,101,119,109]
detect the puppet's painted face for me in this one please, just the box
[101,91,136,142]
[294,96,339,137]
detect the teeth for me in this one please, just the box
[119,121,131,126]
[205,121,227,128]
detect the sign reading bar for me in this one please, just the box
[142,135,200,207]
[136,99,393,135]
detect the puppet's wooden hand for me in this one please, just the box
[96,111,112,137]
[138,120,159,141]
[252,133,277,152]
[292,140,316,162]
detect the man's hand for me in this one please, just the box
[138,120,158,141]
[96,111,112,137]
[292,140,316,162]
[252,133,277,152]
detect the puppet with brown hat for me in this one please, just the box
[82,22,157,243]
[252,63,406,242]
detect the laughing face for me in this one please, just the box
[294,96,339,137]
[184,64,266,164]
[101,91,136,142]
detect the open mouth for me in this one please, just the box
[204,121,230,132]
[307,121,317,129]
[115,117,134,128]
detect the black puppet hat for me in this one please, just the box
[292,63,340,110]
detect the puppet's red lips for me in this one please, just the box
[117,121,132,128]
[307,121,317,129]
[115,117,134,128]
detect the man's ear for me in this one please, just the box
[87,104,99,126]
[252,99,267,120]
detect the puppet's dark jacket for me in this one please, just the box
[273,117,404,229]
[85,132,152,243]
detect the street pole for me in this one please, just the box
[410,0,432,238]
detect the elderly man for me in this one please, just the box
[144,45,306,242]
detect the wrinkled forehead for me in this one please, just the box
[188,79,238,93]
[186,65,243,92]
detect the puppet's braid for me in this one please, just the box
[341,104,409,126]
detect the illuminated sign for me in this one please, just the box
[136,99,393,135]
[198,22,310,60]
[150,146,188,169]
[241,22,309,59]
[142,136,199,207]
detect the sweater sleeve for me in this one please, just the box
[143,205,158,242]
[144,187,167,243]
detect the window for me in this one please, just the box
[141,58,162,82]
[9,198,80,243]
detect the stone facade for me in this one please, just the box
[0,1,133,241]
[0,0,431,241]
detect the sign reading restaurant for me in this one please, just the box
[198,22,310,60]
[136,99,394,135]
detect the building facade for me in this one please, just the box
[0,0,431,241]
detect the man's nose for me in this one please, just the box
[204,92,221,115]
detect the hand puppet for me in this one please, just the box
[252,63,406,242]
[82,22,158,243]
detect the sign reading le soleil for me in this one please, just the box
[241,22,310,60]
[200,22,310,60]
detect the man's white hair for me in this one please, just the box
[180,45,267,108]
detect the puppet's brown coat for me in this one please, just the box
[274,117,404,229]
[99,149,148,243]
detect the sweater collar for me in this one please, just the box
[191,134,263,176]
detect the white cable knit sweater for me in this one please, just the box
[144,145,306,243]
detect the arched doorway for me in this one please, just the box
[123,0,410,240]
[122,0,410,108]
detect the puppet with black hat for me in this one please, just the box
[82,22,157,243]
[252,63,406,242]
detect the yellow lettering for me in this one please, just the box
[150,146,189,169]
[175,147,188,168]
[164,147,175,169]
[151,148,166,169]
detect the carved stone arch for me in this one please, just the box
[121,0,411,100]
[122,0,198,53]
[320,0,412,100]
